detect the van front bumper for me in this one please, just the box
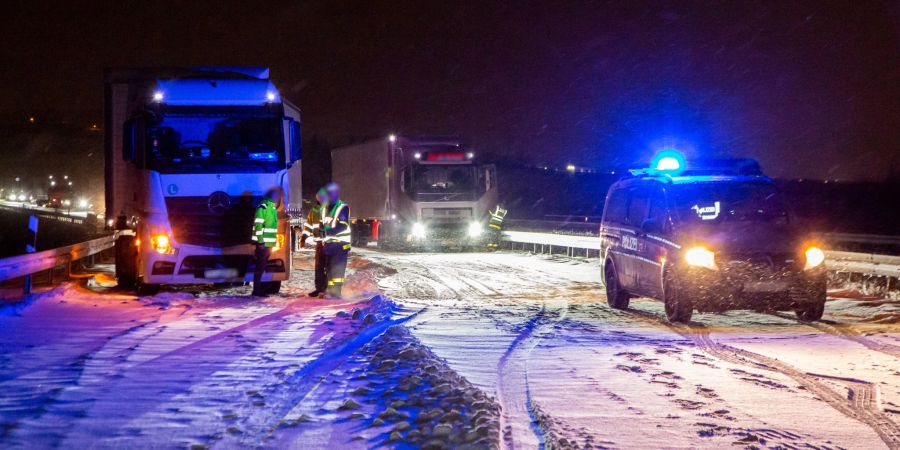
[679,266,826,313]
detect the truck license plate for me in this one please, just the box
[204,269,239,279]
[743,281,788,293]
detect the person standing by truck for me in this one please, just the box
[487,205,508,248]
[302,187,329,297]
[251,188,282,296]
[322,182,351,298]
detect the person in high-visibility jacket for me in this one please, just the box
[487,205,508,248]
[322,182,351,298]
[250,188,281,296]
[301,187,328,297]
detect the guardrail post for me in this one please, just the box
[23,215,38,297]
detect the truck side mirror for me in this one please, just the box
[289,120,302,164]
[123,118,148,167]
[123,119,142,162]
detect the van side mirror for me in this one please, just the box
[289,120,302,164]
[641,217,663,234]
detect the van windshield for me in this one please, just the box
[669,181,790,226]
[146,112,285,174]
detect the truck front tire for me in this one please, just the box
[115,235,138,289]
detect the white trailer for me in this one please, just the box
[105,67,302,294]
[331,135,498,249]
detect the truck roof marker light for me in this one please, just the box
[388,134,397,143]
[152,91,164,102]
[266,91,277,102]
[651,149,685,173]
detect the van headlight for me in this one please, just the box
[684,246,717,270]
[411,222,427,239]
[468,222,483,237]
[804,246,825,270]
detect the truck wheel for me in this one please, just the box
[604,260,630,309]
[261,281,281,295]
[663,268,693,323]
[137,282,160,296]
[795,284,826,321]
[115,235,138,289]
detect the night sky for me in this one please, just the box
[1,1,898,180]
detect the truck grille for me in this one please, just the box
[165,195,260,248]
[721,252,800,277]
[422,208,473,221]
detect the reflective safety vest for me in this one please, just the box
[489,205,508,230]
[303,203,325,242]
[252,198,279,247]
[323,200,352,245]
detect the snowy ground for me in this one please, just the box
[0,249,897,449]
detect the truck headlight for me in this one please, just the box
[804,246,825,270]
[411,222,427,239]
[468,222,483,237]
[685,246,717,270]
[151,234,173,254]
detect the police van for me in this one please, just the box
[599,151,827,322]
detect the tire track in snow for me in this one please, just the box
[496,305,546,449]
[769,312,900,359]
[233,306,426,447]
[623,308,900,449]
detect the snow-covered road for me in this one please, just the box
[0,250,898,449]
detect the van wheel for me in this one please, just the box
[604,261,630,309]
[664,269,693,323]
[795,285,826,321]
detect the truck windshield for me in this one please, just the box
[670,181,790,226]
[408,164,478,201]
[147,113,285,174]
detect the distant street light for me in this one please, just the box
[67,181,73,186]
[48,175,54,179]
[50,181,56,187]
[15,177,20,182]
[63,175,68,180]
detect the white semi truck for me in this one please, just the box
[105,67,302,294]
[331,135,498,249]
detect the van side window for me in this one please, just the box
[626,187,650,225]
[648,188,667,225]
[605,188,628,224]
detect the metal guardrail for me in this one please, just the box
[0,235,116,283]
[502,228,900,278]
[0,203,100,228]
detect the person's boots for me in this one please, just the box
[307,289,321,297]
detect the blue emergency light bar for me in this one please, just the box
[630,150,764,178]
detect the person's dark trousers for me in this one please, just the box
[314,242,327,293]
[252,244,271,295]
[323,242,350,297]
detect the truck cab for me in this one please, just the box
[394,140,498,247]
[599,151,827,322]
[105,67,302,294]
